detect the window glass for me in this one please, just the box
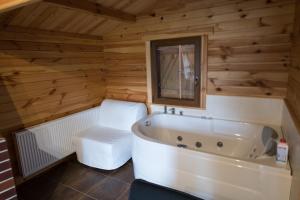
[151,37,202,107]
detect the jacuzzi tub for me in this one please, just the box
[132,113,292,200]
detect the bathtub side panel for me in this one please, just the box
[132,134,291,200]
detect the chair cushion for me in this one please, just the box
[99,99,147,131]
[73,125,132,170]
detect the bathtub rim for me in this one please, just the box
[132,112,291,175]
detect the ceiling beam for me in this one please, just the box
[44,0,136,23]
[0,0,40,14]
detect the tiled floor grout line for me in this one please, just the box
[18,161,134,200]
[51,163,130,198]
[116,185,130,200]
[109,176,132,186]
[61,182,99,200]
[43,164,109,200]
[85,164,132,186]
[81,165,133,200]
[80,174,130,200]
[83,175,110,196]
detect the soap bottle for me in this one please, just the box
[276,138,289,163]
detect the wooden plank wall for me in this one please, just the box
[0,26,105,177]
[288,0,300,125]
[103,0,295,102]
[286,0,300,196]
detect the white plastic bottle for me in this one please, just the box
[276,138,289,163]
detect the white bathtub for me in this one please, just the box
[132,113,292,200]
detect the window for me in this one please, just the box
[150,36,206,107]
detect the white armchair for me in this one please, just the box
[73,99,147,170]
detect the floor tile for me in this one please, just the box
[87,177,129,200]
[48,161,90,183]
[62,162,111,192]
[17,160,134,200]
[47,184,87,200]
[17,174,60,200]
[110,162,134,184]
[68,170,107,193]
[116,187,130,200]
[49,161,104,191]
[79,195,97,200]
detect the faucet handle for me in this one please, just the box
[164,105,167,114]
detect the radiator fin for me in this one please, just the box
[15,131,56,177]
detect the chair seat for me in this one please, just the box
[73,125,132,170]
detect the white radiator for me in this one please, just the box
[15,106,101,177]
[15,131,57,177]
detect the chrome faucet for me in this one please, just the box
[164,105,167,114]
[163,105,175,114]
[169,107,175,114]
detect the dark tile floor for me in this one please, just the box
[17,159,134,200]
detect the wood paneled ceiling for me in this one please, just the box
[0,0,158,36]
